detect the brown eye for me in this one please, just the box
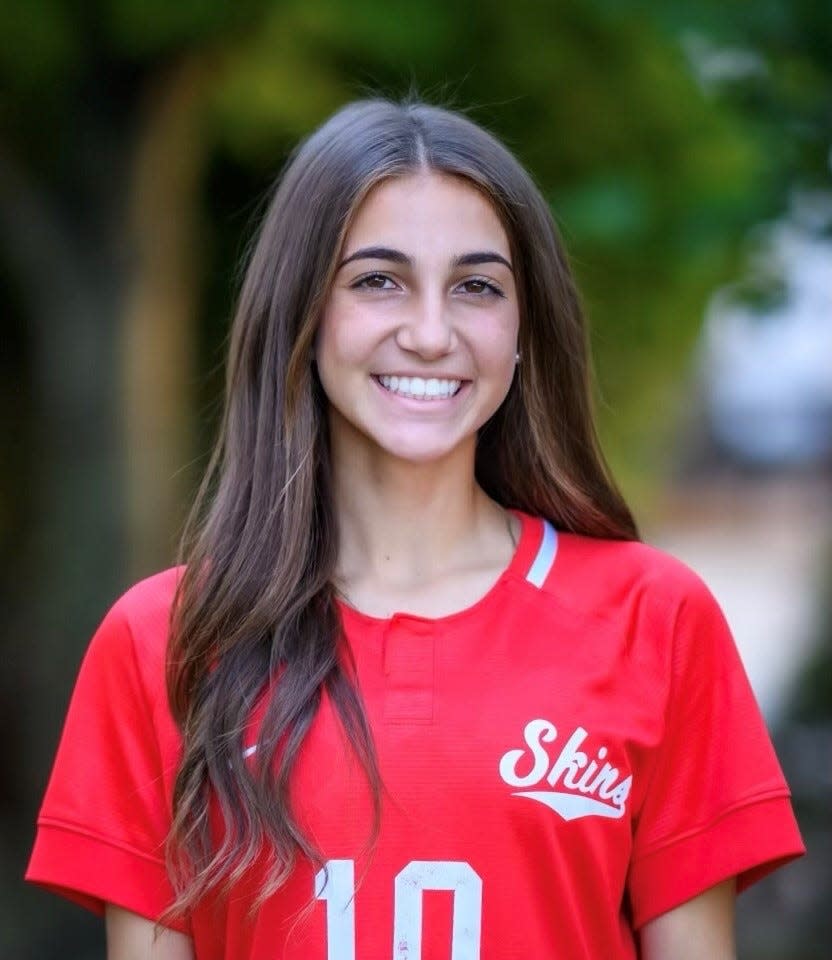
[353,273,396,290]
[459,278,504,297]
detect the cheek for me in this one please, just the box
[478,311,519,377]
[315,299,346,360]
[317,295,371,357]
[485,313,521,404]
[313,308,340,404]
[314,303,369,407]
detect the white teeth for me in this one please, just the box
[378,375,462,399]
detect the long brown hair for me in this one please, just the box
[165,97,638,913]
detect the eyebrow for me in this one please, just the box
[337,245,513,272]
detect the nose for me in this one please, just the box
[395,291,456,359]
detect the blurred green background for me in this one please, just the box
[2,1,830,957]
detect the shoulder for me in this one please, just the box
[104,566,183,638]
[85,566,183,697]
[517,517,722,638]
[555,531,708,600]
[541,527,735,674]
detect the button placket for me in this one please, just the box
[382,616,436,724]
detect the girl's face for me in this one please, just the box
[316,171,520,466]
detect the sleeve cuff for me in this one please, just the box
[25,821,188,934]
[629,794,805,929]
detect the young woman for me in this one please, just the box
[27,99,804,959]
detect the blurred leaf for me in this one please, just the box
[102,0,264,57]
[204,6,346,163]
[0,0,81,86]
[555,175,652,244]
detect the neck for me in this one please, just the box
[331,432,508,590]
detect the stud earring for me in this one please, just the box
[514,351,521,364]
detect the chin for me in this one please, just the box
[381,443,464,465]
[368,430,472,466]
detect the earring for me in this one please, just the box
[514,351,521,364]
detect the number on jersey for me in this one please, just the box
[315,858,483,959]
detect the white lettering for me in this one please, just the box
[498,719,632,820]
[547,727,589,789]
[609,775,632,808]
[586,762,620,796]
[498,718,557,787]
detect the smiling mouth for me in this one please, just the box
[375,374,464,400]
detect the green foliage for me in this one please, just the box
[205,4,346,161]
[101,0,265,57]
[0,0,82,87]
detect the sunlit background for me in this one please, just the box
[2,2,830,957]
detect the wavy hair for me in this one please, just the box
[165,97,638,914]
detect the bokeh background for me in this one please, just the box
[2,1,830,957]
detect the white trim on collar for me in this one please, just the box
[525,520,558,588]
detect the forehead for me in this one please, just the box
[342,172,511,257]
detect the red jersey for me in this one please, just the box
[27,512,804,959]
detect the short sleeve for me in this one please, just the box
[628,572,805,928]
[25,590,185,929]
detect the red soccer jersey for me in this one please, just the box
[27,512,804,959]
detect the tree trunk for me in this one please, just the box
[122,60,209,578]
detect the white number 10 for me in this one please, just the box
[315,858,483,960]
